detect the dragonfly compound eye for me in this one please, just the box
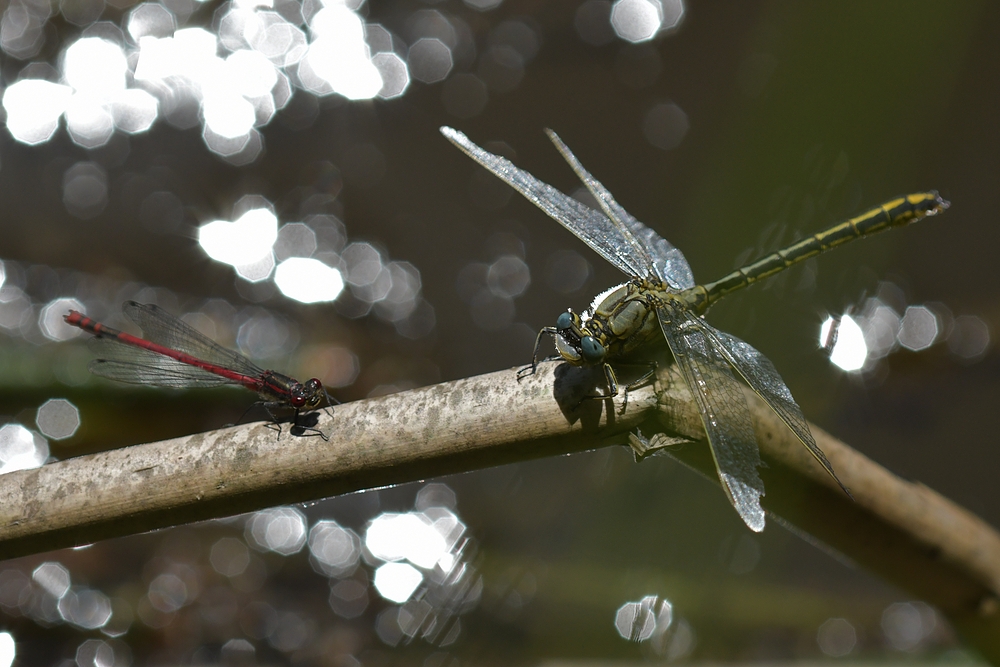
[556,311,574,330]
[580,336,605,363]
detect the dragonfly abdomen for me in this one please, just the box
[698,192,948,310]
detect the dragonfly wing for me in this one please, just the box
[544,129,695,291]
[88,337,240,388]
[623,218,695,291]
[441,127,650,279]
[123,301,264,378]
[706,327,850,496]
[655,301,766,531]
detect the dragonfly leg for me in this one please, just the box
[620,361,657,415]
[517,326,558,380]
[573,362,619,411]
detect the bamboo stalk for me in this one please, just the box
[0,361,996,659]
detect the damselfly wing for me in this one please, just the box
[441,126,948,531]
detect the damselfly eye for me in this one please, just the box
[556,311,574,330]
[289,384,308,408]
[580,336,605,363]
[304,378,324,408]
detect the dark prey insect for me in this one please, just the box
[441,126,948,531]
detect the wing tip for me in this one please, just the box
[719,472,766,532]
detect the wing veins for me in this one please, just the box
[123,301,264,378]
[441,127,651,279]
[88,337,243,388]
[543,130,695,290]
[656,302,766,531]
[705,327,852,497]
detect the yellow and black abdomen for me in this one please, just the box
[696,192,948,312]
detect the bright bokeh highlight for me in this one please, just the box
[610,0,662,43]
[3,79,73,144]
[0,633,13,667]
[199,208,278,266]
[0,424,49,474]
[274,258,345,303]
[365,513,448,569]
[821,315,867,372]
[373,562,423,604]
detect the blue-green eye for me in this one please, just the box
[556,312,573,330]
[580,336,605,363]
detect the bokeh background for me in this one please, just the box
[0,0,996,664]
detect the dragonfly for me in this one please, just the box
[64,301,332,437]
[441,126,948,531]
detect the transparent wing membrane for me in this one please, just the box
[708,328,851,497]
[123,301,264,378]
[88,337,241,388]
[656,302,766,531]
[441,127,660,280]
[543,129,695,290]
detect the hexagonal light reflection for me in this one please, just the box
[35,399,81,440]
[75,639,119,667]
[897,305,939,352]
[614,594,694,658]
[32,562,71,598]
[610,0,663,43]
[58,587,112,630]
[308,520,361,577]
[39,298,85,341]
[210,537,251,578]
[408,37,453,83]
[610,0,684,43]
[615,595,671,641]
[245,507,308,555]
[821,281,992,371]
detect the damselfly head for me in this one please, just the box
[290,378,325,409]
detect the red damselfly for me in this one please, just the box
[64,301,333,437]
